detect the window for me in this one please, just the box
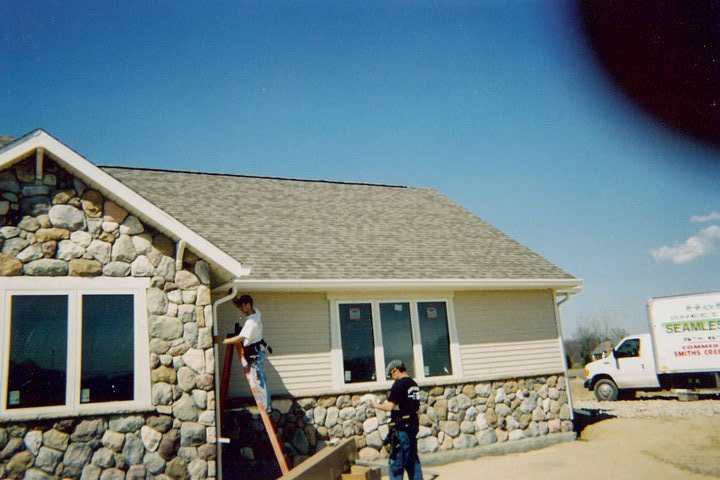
[334,298,457,385]
[0,278,150,417]
[615,338,640,358]
[380,302,414,378]
[417,302,452,376]
[339,303,375,383]
[81,294,135,404]
[7,295,68,408]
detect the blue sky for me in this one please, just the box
[2,1,719,337]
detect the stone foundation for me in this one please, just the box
[224,374,573,478]
[0,414,216,480]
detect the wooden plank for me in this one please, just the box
[279,438,358,480]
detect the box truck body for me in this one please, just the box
[584,291,720,401]
[649,291,720,373]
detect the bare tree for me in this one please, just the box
[564,315,629,367]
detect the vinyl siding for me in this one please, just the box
[459,339,564,378]
[217,293,333,397]
[217,289,566,399]
[454,290,564,377]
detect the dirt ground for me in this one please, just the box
[418,371,720,480]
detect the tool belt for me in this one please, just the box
[383,414,418,458]
[390,413,418,431]
[243,339,270,363]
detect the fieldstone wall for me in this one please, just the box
[0,156,217,479]
[225,374,573,478]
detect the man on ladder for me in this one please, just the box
[223,294,272,411]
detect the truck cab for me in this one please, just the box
[583,334,660,401]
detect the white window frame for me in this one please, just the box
[0,277,151,419]
[329,294,462,389]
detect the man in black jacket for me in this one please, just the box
[372,359,423,480]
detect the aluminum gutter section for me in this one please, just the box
[211,285,238,480]
[553,291,575,421]
[221,277,583,293]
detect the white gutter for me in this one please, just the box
[211,284,238,480]
[217,277,583,293]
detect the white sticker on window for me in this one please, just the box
[8,391,19,406]
[81,389,90,403]
[424,366,430,376]
[394,304,403,311]
[345,371,352,382]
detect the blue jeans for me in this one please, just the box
[389,430,423,480]
[250,347,272,411]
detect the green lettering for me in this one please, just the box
[662,320,720,333]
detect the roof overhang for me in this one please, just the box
[0,130,247,281]
[217,277,583,294]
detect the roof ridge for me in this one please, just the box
[101,165,408,189]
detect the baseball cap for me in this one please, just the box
[385,359,405,377]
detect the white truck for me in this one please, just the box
[584,291,720,401]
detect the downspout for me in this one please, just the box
[35,147,45,180]
[553,292,575,421]
[212,284,238,480]
[176,239,187,271]
[556,293,570,308]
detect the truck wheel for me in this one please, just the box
[594,379,619,401]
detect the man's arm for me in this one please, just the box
[223,334,246,345]
[372,399,396,412]
[224,318,256,344]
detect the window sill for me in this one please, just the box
[308,374,463,396]
[0,403,157,423]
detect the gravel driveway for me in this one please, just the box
[574,396,720,418]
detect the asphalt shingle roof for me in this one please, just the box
[101,167,574,281]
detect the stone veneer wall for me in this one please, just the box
[226,374,573,478]
[0,157,217,480]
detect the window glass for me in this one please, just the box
[379,302,414,377]
[7,295,68,409]
[615,338,639,358]
[81,295,134,403]
[339,303,375,383]
[417,302,452,376]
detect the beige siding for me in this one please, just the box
[454,290,564,377]
[217,289,565,398]
[460,339,564,377]
[217,293,334,397]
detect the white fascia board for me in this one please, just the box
[223,277,583,293]
[0,130,246,279]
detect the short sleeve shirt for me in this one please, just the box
[388,376,420,420]
[238,308,263,346]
